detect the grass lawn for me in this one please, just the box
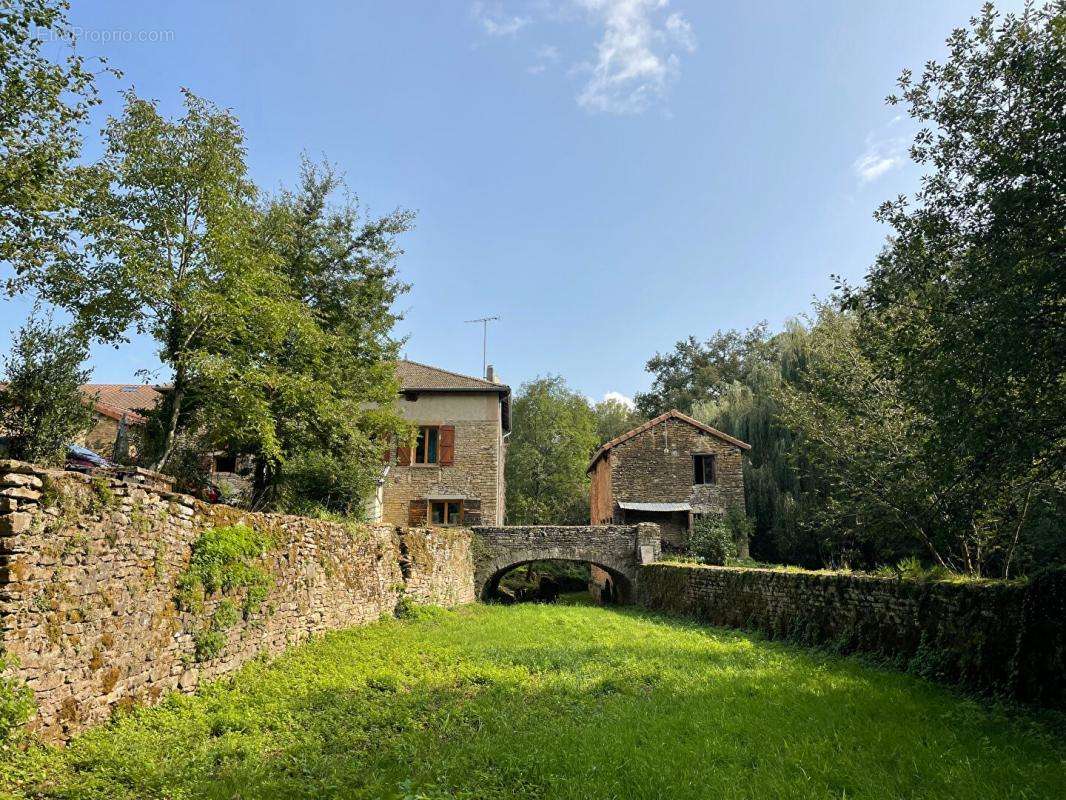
[2,598,1064,799]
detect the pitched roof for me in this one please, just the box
[587,409,751,473]
[0,382,162,425]
[80,384,163,425]
[396,359,509,393]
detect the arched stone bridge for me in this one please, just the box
[470,523,661,602]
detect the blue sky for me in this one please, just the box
[1,1,1020,404]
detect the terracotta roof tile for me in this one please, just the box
[80,384,163,424]
[396,359,509,393]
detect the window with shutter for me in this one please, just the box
[411,426,442,464]
[428,500,463,526]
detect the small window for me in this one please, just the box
[693,454,717,485]
[213,453,237,473]
[429,500,463,526]
[414,426,440,464]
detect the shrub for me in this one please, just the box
[725,506,754,555]
[177,525,274,616]
[272,450,374,518]
[689,516,737,565]
[0,653,34,742]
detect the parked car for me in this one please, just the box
[65,445,112,472]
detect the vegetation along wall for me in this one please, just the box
[638,562,1065,709]
[0,460,475,740]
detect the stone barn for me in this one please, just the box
[587,409,750,552]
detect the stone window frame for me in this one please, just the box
[693,453,717,486]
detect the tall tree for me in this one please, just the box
[690,321,827,567]
[0,311,93,465]
[246,158,414,509]
[635,323,771,416]
[10,89,288,471]
[593,397,642,444]
[849,3,1065,519]
[0,0,107,270]
[506,376,600,525]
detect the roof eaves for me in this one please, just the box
[586,409,751,473]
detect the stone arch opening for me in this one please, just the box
[481,558,634,605]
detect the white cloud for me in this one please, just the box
[853,120,909,184]
[471,1,530,36]
[574,0,696,115]
[854,151,902,183]
[527,43,560,74]
[602,391,636,409]
[470,1,695,114]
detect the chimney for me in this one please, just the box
[485,364,496,383]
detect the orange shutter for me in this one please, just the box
[462,498,481,525]
[397,440,412,466]
[408,499,427,527]
[439,425,455,466]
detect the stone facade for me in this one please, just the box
[638,562,1066,709]
[382,376,509,528]
[0,461,475,740]
[471,523,661,603]
[589,411,749,550]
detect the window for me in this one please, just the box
[430,500,463,526]
[693,454,717,485]
[414,426,440,464]
[213,453,237,473]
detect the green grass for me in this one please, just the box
[2,601,1064,799]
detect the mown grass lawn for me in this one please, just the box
[2,598,1064,800]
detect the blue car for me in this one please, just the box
[66,444,112,471]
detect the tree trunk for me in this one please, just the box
[150,371,185,472]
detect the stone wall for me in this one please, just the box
[610,418,745,517]
[0,461,475,740]
[638,562,1066,708]
[382,418,504,528]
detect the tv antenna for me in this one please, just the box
[465,315,500,378]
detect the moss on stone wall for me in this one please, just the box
[638,562,1064,709]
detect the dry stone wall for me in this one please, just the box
[639,562,1066,708]
[0,461,475,740]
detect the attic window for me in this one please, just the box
[693,454,717,485]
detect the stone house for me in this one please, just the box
[377,360,510,528]
[587,409,750,551]
[78,384,162,458]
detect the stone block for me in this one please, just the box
[0,512,32,534]
[1,473,43,489]
[0,486,40,501]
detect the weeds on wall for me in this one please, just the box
[0,653,34,743]
[176,524,275,661]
